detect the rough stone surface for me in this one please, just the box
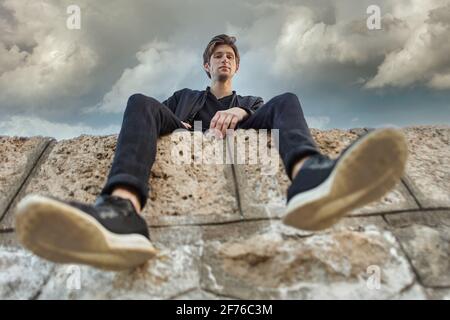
[0,136,51,225]
[402,126,450,208]
[1,136,114,229]
[201,225,417,299]
[385,211,450,287]
[151,216,389,250]
[150,220,272,249]
[384,210,450,228]
[172,289,233,300]
[0,126,448,299]
[38,245,201,299]
[233,128,417,220]
[3,133,239,228]
[145,132,239,225]
[0,248,54,300]
[0,231,19,248]
[425,288,450,300]
[150,216,384,251]
[391,284,427,300]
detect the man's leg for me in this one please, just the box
[238,92,321,180]
[238,92,408,232]
[15,93,185,270]
[100,93,185,212]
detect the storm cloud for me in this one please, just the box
[0,0,449,139]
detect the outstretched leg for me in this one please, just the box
[15,93,185,271]
[239,92,408,231]
[238,92,321,179]
[100,93,185,211]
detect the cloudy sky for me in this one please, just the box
[0,0,449,139]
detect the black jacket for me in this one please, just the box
[162,86,264,125]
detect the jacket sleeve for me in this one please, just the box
[237,96,264,116]
[161,91,180,113]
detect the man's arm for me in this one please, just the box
[162,90,191,129]
[237,97,264,117]
[161,92,179,114]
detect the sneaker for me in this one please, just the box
[283,128,408,231]
[15,194,158,271]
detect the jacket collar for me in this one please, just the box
[206,86,237,109]
[205,86,236,99]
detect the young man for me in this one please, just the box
[15,34,408,271]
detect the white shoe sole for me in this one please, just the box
[282,128,408,231]
[15,194,158,271]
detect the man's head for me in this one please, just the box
[203,34,240,81]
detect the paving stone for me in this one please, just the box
[1,126,446,300]
[4,132,240,229]
[150,214,389,250]
[386,218,450,287]
[201,223,416,299]
[390,283,426,300]
[0,248,54,300]
[0,136,51,226]
[150,220,272,249]
[232,129,414,220]
[147,132,239,225]
[402,126,450,209]
[172,289,233,300]
[227,129,287,219]
[149,225,204,249]
[0,231,19,248]
[149,216,385,251]
[331,215,389,231]
[384,211,449,288]
[384,210,450,228]
[424,288,450,300]
[38,245,201,299]
[1,136,112,229]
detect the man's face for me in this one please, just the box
[204,44,239,81]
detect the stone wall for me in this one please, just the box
[0,125,449,299]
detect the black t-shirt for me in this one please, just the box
[193,90,234,131]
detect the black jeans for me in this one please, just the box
[100,92,320,208]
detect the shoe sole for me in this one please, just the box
[282,128,408,231]
[15,194,158,271]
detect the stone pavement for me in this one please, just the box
[0,125,449,299]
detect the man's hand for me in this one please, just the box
[209,107,248,138]
[181,121,192,129]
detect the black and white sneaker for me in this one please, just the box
[15,194,158,271]
[283,128,408,231]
